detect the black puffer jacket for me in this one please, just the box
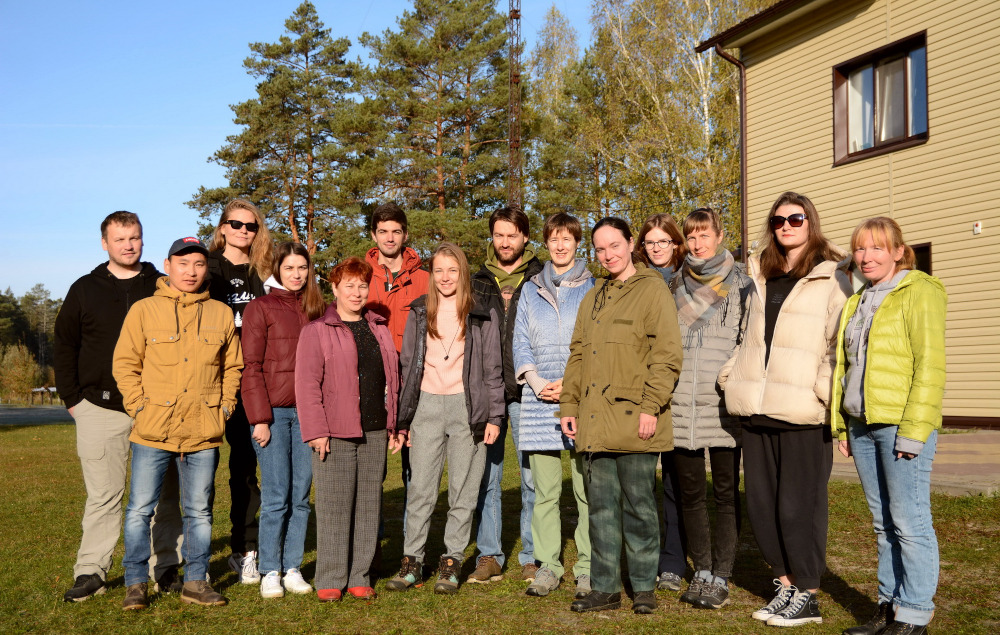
[472,257,544,402]
[397,296,505,442]
[54,261,161,411]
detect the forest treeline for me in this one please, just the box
[0,286,60,401]
[189,0,775,269]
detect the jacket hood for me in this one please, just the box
[484,243,538,281]
[594,261,661,291]
[320,302,387,327]
[893,269,946,295]
[153,276,211,304]
[366,246,425,278]
[90,261,160,279]
[263,275,284,294]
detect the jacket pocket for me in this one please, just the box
[199,330,225,366]
[202,393,226,441]
[133,394,176,443]
[146,331,180,367]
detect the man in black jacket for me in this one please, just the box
[467,206,544,584]
[55,212,182,602]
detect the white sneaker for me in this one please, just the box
[282,568,313,595]
[260,571,284,598]
[228,550,261,584]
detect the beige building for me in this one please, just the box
[698,0,1000,428]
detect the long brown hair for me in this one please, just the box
[426,243,473,340]
[757,191,842,279]
[850,217,916,272]
[274,242,326,321]
[208,199,274,281]
[636,213,685,269]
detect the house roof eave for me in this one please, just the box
[695,0,837,53]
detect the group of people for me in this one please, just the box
[54,193,945,634]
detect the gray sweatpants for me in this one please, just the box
[404,392,486,563]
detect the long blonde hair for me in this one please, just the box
[208,199,274,281]
[426,243,473,340]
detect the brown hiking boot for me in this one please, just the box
[466,555,502,584]
[122,583,148,611]
[180,580,228,606]
[521,562,540,581]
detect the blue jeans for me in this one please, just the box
[252,407,313,574]
[475,402,534,566]
[849,419,938,626]
[123,444,219,586]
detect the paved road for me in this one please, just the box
[0,405,73,426]
[831,429,1000,496]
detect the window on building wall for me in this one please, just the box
[833,33,927,165]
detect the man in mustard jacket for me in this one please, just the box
[113,237,243,610]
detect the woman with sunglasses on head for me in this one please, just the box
[831,218,945,635]
[207,198,274,585]
[240,243,326,599]
[668,208,751,610]
[636,213,688,594]
[719,192,852,627]
[561,217,683,615]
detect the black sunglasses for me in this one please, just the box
[224,219,260,233]
[769,213,806,230]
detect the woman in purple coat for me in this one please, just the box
[295,257,402,602]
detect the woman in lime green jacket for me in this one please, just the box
[831,217,946,635]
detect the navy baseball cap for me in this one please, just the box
[167,237,209,258]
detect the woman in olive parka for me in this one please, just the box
[560,217,683,616]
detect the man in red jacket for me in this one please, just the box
[365,203,430,352]
[364,203,429,560]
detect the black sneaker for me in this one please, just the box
[633,590,657,614]
[656,571,683,591]
[843,601,894,635]
[752,579,795,621]
[767,589,822,626]
[680,577,706,605]
[154,565,183,594]
[63,573,106,602]
[693,579,730,609]
[570,590,622,613]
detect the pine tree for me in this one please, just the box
[188,1,356,258]
[347,0,509,261]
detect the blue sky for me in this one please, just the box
[0,0,590,298]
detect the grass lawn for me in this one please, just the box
[2,423,998,633]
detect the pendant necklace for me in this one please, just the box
[440,323,460,360]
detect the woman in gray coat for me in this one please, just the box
[670,209,750,610]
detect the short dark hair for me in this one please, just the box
[370,202,408,234]
[591,217,632,241]
[489,205,530,238]
[542,212,583,242]
[101,211,142,240]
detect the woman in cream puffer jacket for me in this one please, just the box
[718,192,852,627]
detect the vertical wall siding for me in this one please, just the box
[739,0,1000,418]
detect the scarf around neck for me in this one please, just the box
[674,247,735,330]
[538,259,589,299]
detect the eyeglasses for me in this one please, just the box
[224,219,260,233]
[769,213,806,231]
[643,239,676,250]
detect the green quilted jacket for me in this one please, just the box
[830,270,947,443]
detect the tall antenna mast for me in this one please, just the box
[507,0,522,208]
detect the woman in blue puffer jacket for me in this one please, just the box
[513,213,594,599]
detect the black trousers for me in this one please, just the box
[742,422,832,589]
[225,397,260,553]
[658,450,687,576]
[674,447,741,579]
